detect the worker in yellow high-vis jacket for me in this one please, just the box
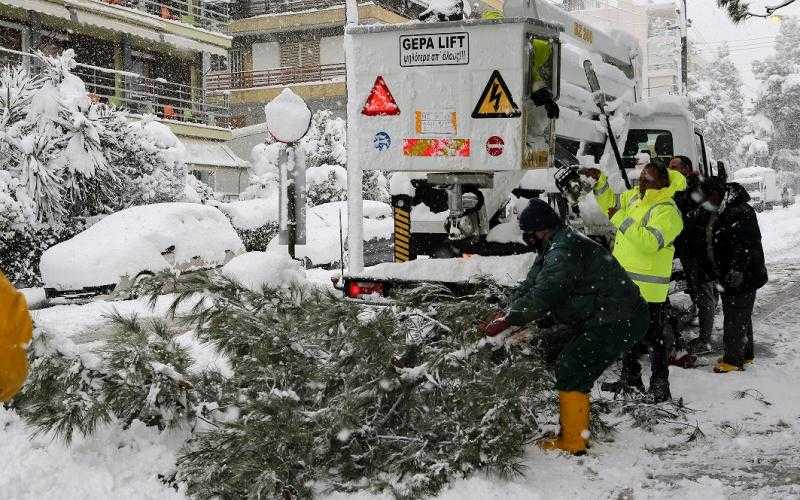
[0,271,33,401]
[580,163,686,402]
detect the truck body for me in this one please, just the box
[342,0,714,297]
[733,166,779,211]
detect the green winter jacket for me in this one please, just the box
[507,226,647,329]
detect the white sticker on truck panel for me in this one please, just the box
[415,110,457,135]
[399,32,469,67]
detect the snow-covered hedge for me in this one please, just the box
[0,50,205,285]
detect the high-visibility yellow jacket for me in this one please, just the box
[0,272,32,401]
[593,170,686,303]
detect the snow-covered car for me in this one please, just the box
[41,203,245,300]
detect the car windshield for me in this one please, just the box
[622,129,674,169]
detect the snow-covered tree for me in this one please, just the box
[688,44,747,166]
[751,17,800,157]
[0,51,198,285]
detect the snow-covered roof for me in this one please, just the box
[182,139,248,169]
[734,166,775,178]
[630,95,693,121]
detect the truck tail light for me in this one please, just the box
[345,280,386,299]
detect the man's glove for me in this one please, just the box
[725,271,744,289]
[483,317,511,337]
[531,88,560,119]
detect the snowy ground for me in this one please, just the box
[3,202,800,499]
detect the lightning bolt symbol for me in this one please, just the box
[489,82,502,111]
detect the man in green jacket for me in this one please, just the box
[483,199,649,454]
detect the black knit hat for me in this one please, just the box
[518,198,562,232]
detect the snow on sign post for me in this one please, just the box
[264,88,312,259]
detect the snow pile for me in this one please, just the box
[174,331,233,378]
[216,196,280,230]
[733,166,775,179]
[40,203,244,289]
[221,251,306,291]
[0,408,187,500]
[758,201,800,262]
[267,200,393,267]
[264,88,312,143]
[360,253,537,286]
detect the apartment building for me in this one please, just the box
[0,0,249,198]
[210,0,420,128]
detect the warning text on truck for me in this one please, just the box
[399,32,469,67]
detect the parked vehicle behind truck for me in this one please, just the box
[733,166,780,211]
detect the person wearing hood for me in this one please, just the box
[483,199,649,454]
[697,179,768,373]
[580,163,685,402]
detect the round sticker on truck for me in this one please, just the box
[486,136,504,157]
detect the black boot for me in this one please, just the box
[646,378,672,403]
[601,376,645,394]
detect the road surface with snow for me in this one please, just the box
[2,202,800,499]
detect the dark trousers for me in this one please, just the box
[621,302,669,388]
[721,291,756,367]
[549,302,650,393]
[682,257,718,343]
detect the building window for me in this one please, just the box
[210,54,228,72]
[190,169,215,188]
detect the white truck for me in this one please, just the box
[732,166,780,211]
[341,0,715,297]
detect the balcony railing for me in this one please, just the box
[0,47,230,128]
[98,0,229,32]
[205,63,345,91]
[233,0,343,18]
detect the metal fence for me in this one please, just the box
[234,0,343,18]
[102,0,230,31]
[0,46,230,128]
[205,63,345,90]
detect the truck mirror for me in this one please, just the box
[717,160,728,182]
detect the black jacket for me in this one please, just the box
[674,174,702,260]
[702,183,768,295]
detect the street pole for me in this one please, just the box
[287,146,297,260]
[680,0,688,94]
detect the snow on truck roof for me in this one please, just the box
[346,17,564,35]
[734,166,776,178]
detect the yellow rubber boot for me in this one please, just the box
[537,391,589,455]
[713,361,743,373]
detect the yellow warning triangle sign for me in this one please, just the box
[472,70,521,119]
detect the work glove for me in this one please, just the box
[482,316,511,337]
[531,88,560,119]
[725,271,744,289]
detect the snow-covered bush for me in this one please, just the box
[0,51,201,285]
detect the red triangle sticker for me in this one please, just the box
[361,76,400,116]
